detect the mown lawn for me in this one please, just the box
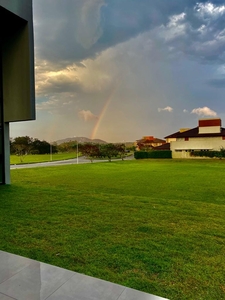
[1,159,225,299]
[10,153,77,165]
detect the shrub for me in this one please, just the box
[190,149,225,158]
[134,151,172,159]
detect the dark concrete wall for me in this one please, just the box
[0,0,35,122]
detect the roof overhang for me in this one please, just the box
[174,147,213,151]
[0,0,35,122]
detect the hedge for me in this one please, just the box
[134,150,172,159]
[190,150,225,158]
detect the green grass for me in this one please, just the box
[1,159,225,299]
[10,153,77,164]
[10,153,130,164]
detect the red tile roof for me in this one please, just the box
[137,138,166,143]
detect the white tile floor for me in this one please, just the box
[0,250,169,300]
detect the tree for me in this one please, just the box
[10,138,16,154]
[11,136,58,159]
[114,143,126,160]
[31,139,57,154]
[57,141,75,153]
[79,143,100,162]
[100,143,118,162]
[126,145,136,152]
[11,136,33,161]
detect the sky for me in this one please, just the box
[10,0,225,143]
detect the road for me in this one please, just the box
[10,155,134,169]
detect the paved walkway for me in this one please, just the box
[0,250,169,300]
[10,156,135,170]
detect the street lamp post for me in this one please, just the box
[50,143,52,161]
[76,141,79,164]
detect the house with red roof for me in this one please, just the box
[135,136,166,151]
[164,118,225,158]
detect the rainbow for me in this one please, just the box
[91,80,120,140]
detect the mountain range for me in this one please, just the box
[55,137,107,145]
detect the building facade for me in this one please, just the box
[0,0,35,184]
[165,119,225,158]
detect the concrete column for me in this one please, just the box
[3,122,10,184]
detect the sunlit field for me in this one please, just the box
[10,153,77,164]
[1,159,225,300]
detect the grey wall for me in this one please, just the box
[0,0,35,122]
[0,0,32,21]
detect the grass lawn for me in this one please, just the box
[10,153,77,165]
[10,153,130,164]
[1,159,225,299]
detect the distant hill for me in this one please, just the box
[55,137,107,145]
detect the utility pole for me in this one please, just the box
[77,141,79,164]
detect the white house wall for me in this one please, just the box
[199,126,221,134]
[172,150,192,159]
[166,138,176,143]
[170,137,225,158]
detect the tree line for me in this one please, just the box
[10,136,129,161]
[10,136,57,155]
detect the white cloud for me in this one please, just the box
[183,109,188,113]
[36,98,60,111]
[79,110,98,121]
[35,52,115,99]
[165,12,187,41]
[158,106,173,112]
[191,106,217,117]
[195,3,225,19]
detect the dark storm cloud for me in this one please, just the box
[207,78,225,88]
[34,0,225,65]
[150,1,225,64]
[97,0,197,47]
